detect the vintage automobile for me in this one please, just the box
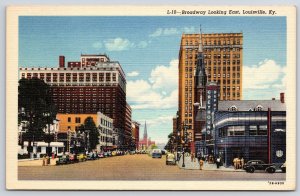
[166,153,176,165]
[69,153,78,163]
[243,160,277,173]
[280,162,286,173]
[87,152,97,160]
[56,155,70,165]
[77,153,87,162]
[152,149,162,158]
[98,152,104,158]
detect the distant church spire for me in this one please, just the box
[198,25,203,53]
[143,121,148,140]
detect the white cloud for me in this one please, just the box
[149,59,178,93]
[243,59,287,100]
[92,41,102,49]
[149,26,198,37]
[127,71,139,77]
[243,59,286,90]
[104,38,133,51]
[127,59,178,110]
[149,28,179,37]
[146,115,174,127]
[137,41,148,48]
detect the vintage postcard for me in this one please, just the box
[6,5,296,190]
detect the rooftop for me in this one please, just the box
[218,100,286,112]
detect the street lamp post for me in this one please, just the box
[177,130,180,162]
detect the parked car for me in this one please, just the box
[166,153,176,165]
[69,153,78,163]
[103,151,109,157]
[98,152,104,158]
[152,149,162,158]
[129,150,136,155]
[77,153,87,162]
[280,162,286,173]
[56,155,70,165]
[243,160,277,173]
[87,152,97,160]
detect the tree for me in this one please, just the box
[164,132,174,151]
[18,78,57,151]
[78,117,100,151]
[150,144,158,150]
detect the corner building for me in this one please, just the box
[178,33,243,142]
[19,54,127,145]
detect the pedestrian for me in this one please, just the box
[191,152,195,162]
[236,157,241,169]
[216,156,221,169]
[199,158,204,170]
[233,157,237,169]
[46,155,50,166]
[52,152,55,160]
[42,155,46,166]
[241,157,245,169]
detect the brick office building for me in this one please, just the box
[19,54,128,146]
[178,33,243,144]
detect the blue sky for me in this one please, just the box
[19,16,287,144]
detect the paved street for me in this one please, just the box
[18,154,285,181]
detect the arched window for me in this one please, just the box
[255,105,264,111]
[228,105,238,111]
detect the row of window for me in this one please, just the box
[208,73,240,78]
[184,39,241,46]
[100,118,113,128]
[218,125,267,137]
[100,136,113,143]
[185,47,241,53]
[66,117,82,123]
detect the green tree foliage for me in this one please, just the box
[18,78,57,145]
[78,117,100,151]
[164,132,174,151]
[150,144,158,149]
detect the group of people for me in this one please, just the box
[233,157,245,169]
[42,155,50,166]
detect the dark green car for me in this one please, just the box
[56,155,70,165]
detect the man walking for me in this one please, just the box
[199,157,204,170]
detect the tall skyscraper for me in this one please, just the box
[178,33,243,143]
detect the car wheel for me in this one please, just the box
[281,168,286,173]
[247,167,255,173]
[267,167,276,173]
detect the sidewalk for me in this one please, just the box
[177,155,244,172]
[18,158,58,167]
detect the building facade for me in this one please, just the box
[19,54,127,146]
[213,96,286,167]
[132,121,140,150]
[57,113,98,133]
[125,103,133,148]
[96,112,114,152]
[178,33,243,144]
